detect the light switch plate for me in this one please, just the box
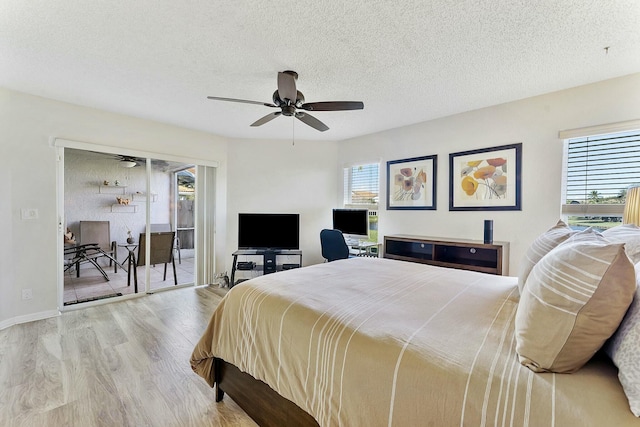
[21,208,39,220]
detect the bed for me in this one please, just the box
[191,257,640,426]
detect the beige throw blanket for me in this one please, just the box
[192,257,638,426]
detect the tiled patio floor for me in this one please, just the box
[63,257,195,305]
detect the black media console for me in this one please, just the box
[230,249,302,287]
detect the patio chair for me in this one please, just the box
[147,223,181,264]
[128,231,178,292]
[78,220,119,274]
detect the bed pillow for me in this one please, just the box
[605,263,640,417]
[602,224,640,264]
[515,229,636,373]
[517,220,576,294]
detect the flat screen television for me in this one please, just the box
[238,213,300,250]
[332,209,369,241]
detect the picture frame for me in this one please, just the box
[449,143,522,211]
[387,155,437,210]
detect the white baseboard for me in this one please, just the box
[0,310,60,331]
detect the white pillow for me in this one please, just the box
[517,220,576,294]
[605,262,640,417]
[602,224,640,264]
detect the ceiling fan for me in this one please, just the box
[116,154,144,168]
[85,151,173,169]
[207,70,364,132]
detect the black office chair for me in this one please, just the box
[320,229,351,262]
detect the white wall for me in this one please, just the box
[0,88,228,328]
[338,73,640,274]
[225,138,339,267]
[2,73,639,328]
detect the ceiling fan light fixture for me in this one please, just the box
[120,160,137,168]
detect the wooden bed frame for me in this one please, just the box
[214,357,319,427]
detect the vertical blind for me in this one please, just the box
[563,130,640,215]
[343,163,380,206]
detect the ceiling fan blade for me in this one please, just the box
[251,112,281,127]
[295,112,329,132]
[277,71,297,104]
[299,101,364,111]
[207,96,276,108]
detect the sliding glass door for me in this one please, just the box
[60,146,207,307]
[144,160,196,292]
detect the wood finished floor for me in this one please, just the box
[0,285,257,427]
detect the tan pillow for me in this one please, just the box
[515,229,636,373]
[517,220,576,294]
[602,223,640,264]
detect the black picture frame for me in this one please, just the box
[449,143,522,211]
[387,155,437,210]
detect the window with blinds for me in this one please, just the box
[563,129,640,220]
[343,162,380,242]
[343,163,380,207]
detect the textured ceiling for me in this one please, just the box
[2,1,639,141]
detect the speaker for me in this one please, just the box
[484,220,493,244]
[264,251,277,274]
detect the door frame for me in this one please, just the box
[54,137,218,311]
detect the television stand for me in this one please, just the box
[230,249,302,287]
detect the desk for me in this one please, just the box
[118,244,139,292]
[348,241,381,257]
[64,243,125,281]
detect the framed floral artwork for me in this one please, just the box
[387,155,437,210]
[449,143,522,211]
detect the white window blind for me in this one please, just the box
[343,163,379,207]
[563,129,640,216]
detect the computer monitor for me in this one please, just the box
[332,209,369,242]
